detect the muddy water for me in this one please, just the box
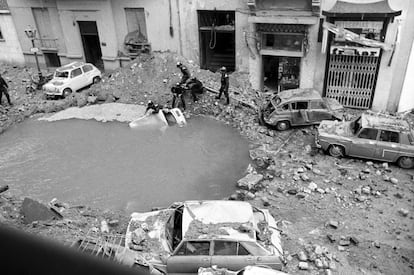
[0,117,250,213]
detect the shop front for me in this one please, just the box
[322,0,401,109]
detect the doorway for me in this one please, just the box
[263,56,300,92]
[78,21,103,69]
[198,10,235,72]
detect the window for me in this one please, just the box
[278,104,289,111]
[125,8,147,41]
[379,130,399,143]
[263,33,304,52]
[240,242,268,256]
[70,68,82,78]
[82,64,93,73]
[310,101,326,109]
[214,241,237,255]
[291,101,308,110]
[408,133,414,145]
[358,128,378,140]
[175,241,210,256]
[55,71,69,78]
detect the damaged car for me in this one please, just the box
[259,88,343,131]
[125,200,284,275]
[315,112,414,169]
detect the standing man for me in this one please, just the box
[0,73,12,106]
[215,67,229,105]
[176,62,191,85]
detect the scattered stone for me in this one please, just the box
[298,262,309,270]
[287,189,298,195]
[362,168,371,174]
[314,245,323,255]
[373,241,381,248]
[350,236,360,245]
[303,188,311,194]
[315,258,323,268]
[261,196,270,206]
[108,219,119,226]
[21,198,62,224]
[339,239,351,246]
[316,188,325,194]
[375,170,382,176]
[366,161,374,166]
[296,192,307,199]
[305,163,313,170]
[328,220,339,229]
[355,195,368,202]
[237,173,263,190]
[312,168,324,175]
[359,174,367,180]
[394,193,404,199]
[337,245,346,251]
[100,220,109,233]
[298,251,308,261]
[383,175,390,181]
[382,162,389,169]
[327,234,336,243]
[297,167,305,173]
[398,208,409,217]
[361,186,371,195]
[308,182,317,191]
[390,178,399,184]
[245,191,255,200]
[300,174,310,181]
[329,261,337,270]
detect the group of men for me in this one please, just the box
[146,62,230,114]
[0,73,12,106]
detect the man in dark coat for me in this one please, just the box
[0,73,12,106]
[186,77,204,102]
[176,62,191,85]
[145,100,163,114]
[215,67,229,105]
[171,83,186,110]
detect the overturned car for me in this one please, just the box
[125,200,284,274]
[259,88,343,131]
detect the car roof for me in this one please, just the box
[361,112,411,133]
[182,200,257,242]
[56,62,87,72]
[275,88,322,103]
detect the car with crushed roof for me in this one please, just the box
[43,62,101,99]
[315,112,414,169]
[259,88,343,131]
[124,200,284,275]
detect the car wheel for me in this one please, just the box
[397,156,414,169]
[276,121,290,131]
[93,76,101,84]
[62,88,72,98]
[328,144,344,158]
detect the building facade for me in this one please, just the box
[0,0,24,64]
[4,0,413,112]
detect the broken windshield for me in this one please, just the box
[55,71,69,78]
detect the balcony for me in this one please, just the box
[35,38,59,52]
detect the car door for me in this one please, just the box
[375,130,401,162]
[82,64,94,86]
[290,101,309,125]
[308,100,333,123]
[167,240,211,274]
[348,128,379,158]
[69,68,84,91]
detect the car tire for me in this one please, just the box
[328,144,345,158]
[62,88,72,98]
[397,156,414,169]
[276,120,290,131]
[93,76,101,84]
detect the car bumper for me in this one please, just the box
[44,88,62,95]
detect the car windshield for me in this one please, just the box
[55,71,69,78]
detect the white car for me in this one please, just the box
[43,62,101,98]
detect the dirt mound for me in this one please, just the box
[88,51,255,108]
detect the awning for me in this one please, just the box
[323,22,393,51]
[322,0,401,18]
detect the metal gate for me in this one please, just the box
[325,52,380,109]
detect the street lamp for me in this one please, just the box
[24,26,43,87]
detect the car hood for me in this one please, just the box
[318,120,354,137]
[125,209,175,265]
[44,78,69,87]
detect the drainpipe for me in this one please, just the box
[168,0,174,37]
[176,0,183,55]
